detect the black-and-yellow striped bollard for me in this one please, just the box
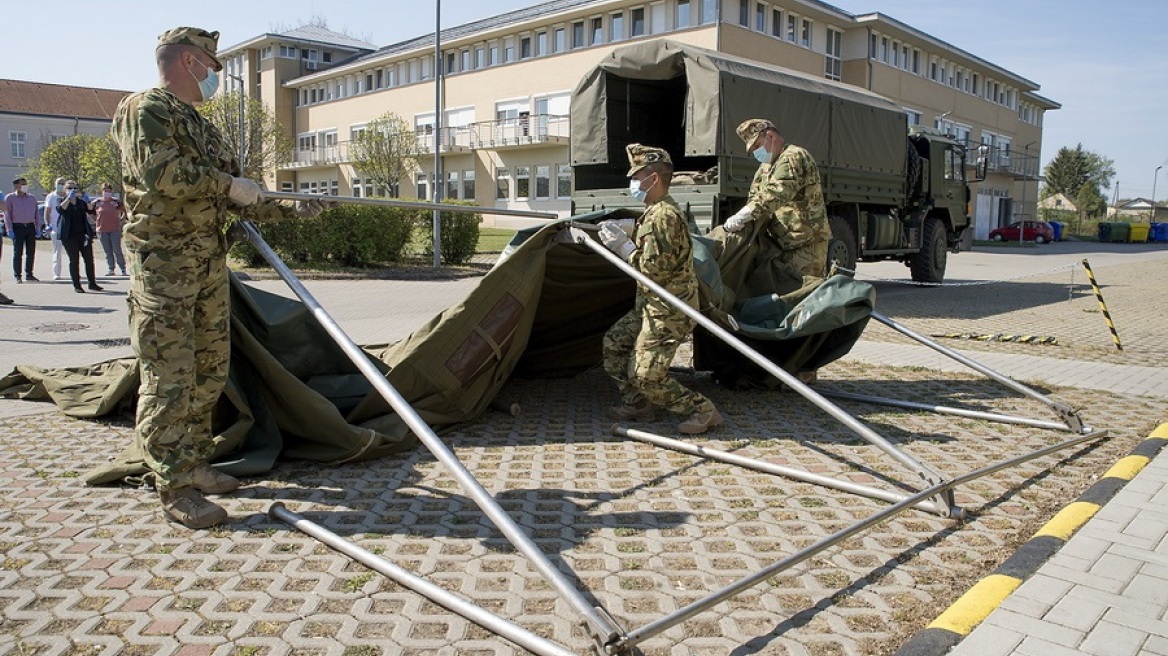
[1081,258,1122,351]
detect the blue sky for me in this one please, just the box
[5,0,1164,201]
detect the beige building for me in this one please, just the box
[218,0,1057,235]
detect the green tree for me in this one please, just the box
[1073,182,1107,236]
[197,91,293,180]
[27,134,99,190]
[80,134,123,195]
[349,112,427,195]
[1042,144,1115,200]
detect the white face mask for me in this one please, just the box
[752,145,771,164]
[187,56,220,101]
[629,173,655,202]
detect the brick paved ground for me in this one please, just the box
[1,363,1162,655]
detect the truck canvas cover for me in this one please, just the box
[571,39,907,177]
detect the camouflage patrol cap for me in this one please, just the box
[736,118,776,149]
[157,27,223,71]
[626,143,673,177]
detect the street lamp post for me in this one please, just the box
[1152,166,1162,224]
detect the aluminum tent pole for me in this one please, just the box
[613,426,954,516]
[818,390,1083,433]
[870,311,1084,433]
[565,226,952,504]
[270,503,578,656]
[243,222,623,649]
[262,190,559,221]
[618,427,1109,649]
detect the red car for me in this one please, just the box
[989,221,1055,244]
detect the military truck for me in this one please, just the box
[570,39,985,283]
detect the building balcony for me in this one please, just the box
[463,114,570,150]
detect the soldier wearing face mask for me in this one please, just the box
[596,143,723,435]
[723,118,830,280]
[111,27,328,530]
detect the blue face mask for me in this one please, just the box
[188,58,220,101]
[752,145,771,164]
[628,177,647,202]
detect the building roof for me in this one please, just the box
[220,23,376,54]
[0,79,129,120]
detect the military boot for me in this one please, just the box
[678,408,723,435]
[160,487,228,529]
[191,464,240,494]
[610,399,657,422]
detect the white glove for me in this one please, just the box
[612,218,635,236]
[292,198,330,219]
[228,177,262,206]
[598,220,635,261]
[723,204,756,232]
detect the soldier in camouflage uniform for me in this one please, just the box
[112,27,327,529]
[598,144,723,435]
[724,118,831,279]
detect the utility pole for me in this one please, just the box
[228,74,246,174]
[432,0,443,268]
[1152,166,1162,223]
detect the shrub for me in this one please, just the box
[230,200,418,268]
[414,199,483,265]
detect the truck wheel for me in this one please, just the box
[827,215,857,275]
[911,218,947,283]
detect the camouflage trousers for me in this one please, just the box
[778,235,829,278]
[126,247,230,490]
[602,299,715,417]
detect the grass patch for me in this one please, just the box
[477,228,518,253]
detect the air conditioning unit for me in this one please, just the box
[306,61,318,70]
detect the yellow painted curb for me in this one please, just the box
[927,574,1022,635]
[1102,454,1151,482]
[1033,501,1100,541]
[1151,423,1168,440]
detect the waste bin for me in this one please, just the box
[1129,223,1151,243]
[1151,223,1168,243]
[1049,221,1063,241]
[1098,223,1111,242]
[1100,222,1130,243]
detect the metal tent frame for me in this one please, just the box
[252,195,1107,655]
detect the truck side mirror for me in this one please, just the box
[972,145,989,182]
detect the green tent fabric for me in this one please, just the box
[0,212,874,484]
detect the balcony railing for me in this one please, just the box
[959,139,1040,179]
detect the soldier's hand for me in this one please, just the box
[292,198,332,219]
[723,204,755,233]
[598,220,635,261]
[228,177,262,206]
[225,221,249,245]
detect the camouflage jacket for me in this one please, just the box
[630,194,699,313]
[747,143,830,250]
[111,87,291,255]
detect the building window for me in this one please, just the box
[475,46,486,68]
[905,109,922,126]
[489,43,500,66]
[755,2,765,31]
[631,8,645,37]
[515,166,531,200]
[801,18,812,47]
[825,28,842,81]
[279,45,297,58]
[496,167,510,200]
[536,165,551,199]
[446,171,459,200]
[556,165,571,198]
[787,14,797,42]
[650,2,665,33]
[323,52,332,63]
[738,0,749,27]
[520,36,532,59]
[536,32,547,56]
[352,178,362,198]
[771,8,783,37]
[463,170,476,200]
[330,179,339,196]
[700,0,717,24]
[912,49,921,75]
[9,132,26,158]
[591,17,604,44]
[611,12,624,41]
[554,27,566,52]
[461,49,471,71]
[676,0,691,28]
[573,21,586,48]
